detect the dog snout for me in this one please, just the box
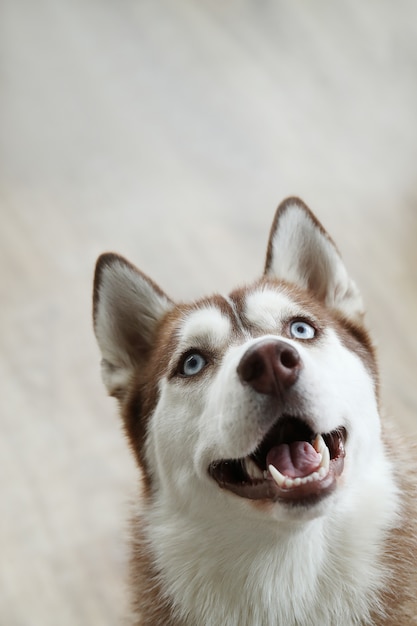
[237,339,301,396]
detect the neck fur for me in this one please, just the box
[143,475,399,626]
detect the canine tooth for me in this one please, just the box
[244,457,264,480]
[268,464,287,488]
[313,434,327,455]
[320,442,330,472]
[313,434,330,477]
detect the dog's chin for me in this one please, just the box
[208,416,347,507]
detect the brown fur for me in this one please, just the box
[128,514,178,625]
[370,429,417,625]
[129,517,177,626]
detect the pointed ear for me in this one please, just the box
[264,197,364,321]
[93,253,173,397]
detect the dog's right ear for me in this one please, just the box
[264,198,364,322]
[93,253,173,398]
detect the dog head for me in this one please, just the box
[93,198,382,521]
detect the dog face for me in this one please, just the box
[93,198,381,522]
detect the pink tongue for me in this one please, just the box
[266,441,321,478]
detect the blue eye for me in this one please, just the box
[181,352,207,377]
[290,320,316,340]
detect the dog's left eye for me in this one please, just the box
[180,352,208,377]
[290,320,316,340]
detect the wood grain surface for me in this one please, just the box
[1,1,416,624]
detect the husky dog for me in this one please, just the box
[93,198,417,625]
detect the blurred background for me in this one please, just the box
[1,1,416,624]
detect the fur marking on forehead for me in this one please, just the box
[244,288,304,332]
[179,306,232,348]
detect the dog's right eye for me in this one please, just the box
[179,352,208,377]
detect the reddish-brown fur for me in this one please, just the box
[370,434,417,625]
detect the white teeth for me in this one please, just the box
[268,464,287,488]
[320,441,330,473]
[244,457,264,480]
[268,434,331,489]
[313,434,330,473]
[318,467,327,478]
[313,434,327,455]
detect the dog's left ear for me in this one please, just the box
[264,197,364,321]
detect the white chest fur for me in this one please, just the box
[144,467,399,626]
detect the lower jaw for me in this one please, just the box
[212,457,344,506]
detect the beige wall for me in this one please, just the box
[1,1,416,623]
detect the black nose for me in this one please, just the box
[237,339,301,396]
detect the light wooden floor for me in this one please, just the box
[1,1,416,624]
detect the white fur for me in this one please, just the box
[144,489,397,626]
[143,290,399,625]
[175,307,232,356]
[244,288,300,333]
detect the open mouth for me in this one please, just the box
[208,416,346,504]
